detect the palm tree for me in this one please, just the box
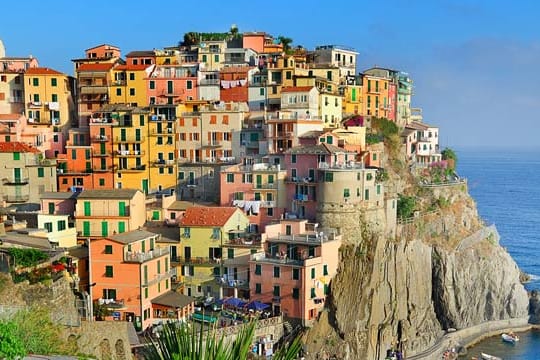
[277,36,293,54]
[142,319,302,360]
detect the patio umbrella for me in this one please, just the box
[246,300,270,311]
[223,297,246,308]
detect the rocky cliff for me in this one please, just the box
[305,149,529,359]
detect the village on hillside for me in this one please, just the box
[0,29,454,357]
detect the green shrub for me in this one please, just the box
[8,248,48,268]
[397,194,416,219]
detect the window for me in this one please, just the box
[202,54,207,62]
[37,167,44,177]
[187,80,192,90]
[292,288,299,299]
[51,93,58,102]
[13,152,20,160]
[129,73,135,81]
[44,222,53,233]
[286,71,292,80]
[105,245,113,254]
[48,202,55,214]
[259,88,264,96]
[182,228,191,238]
[377,184,381,195]
[119,201,126,216]
[311,268,316,279]
[149,80,155,89]
[57,220,66,231]
[273,266,280,278]
[366,173,373,181]
[273,285,280,297]
[116,88,121,96]
[85,149,91,160]
[311,287,316,299]
[129,88,135,96]
[32,78,39,86]
[84,201,91,216]
[291,154,296,163]
[83,221,90,236]
[99,178,105,186]
[255,283,261,294]
[292,268,300,280]
[101,221,108,236]
[365,189,370,200]
[344,188,350,198]
[373,153,377,161]
[325,172,333,182]
[178,172,184,180]
[144,288,148,299]
[226,173,234,183]
[105,265,114,277]
[255,264,261,275]
[214,54,219,63]
[323,264,328,276]
[103,288,116,300]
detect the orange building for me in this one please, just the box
[56,129,93,192]
[89,229,193,331]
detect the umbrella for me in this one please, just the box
[246,300,270,311]
[223,297,246,308]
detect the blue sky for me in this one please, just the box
[2,0,539,149]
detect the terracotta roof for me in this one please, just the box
[405,121,429,131]
[298,130,324,139]
[0,142,40,153]
[77,63,114,72]
[0,114,23,120]
[181,207,238,227]
[115,64,150,71]
[151,291,194,308]
[77,189,140,199]
[281,86,315,93]
[109,229,158,244]
[126,50,155,57]
[85,44,120,52]
[25,67,64,75]
[286,143,347,155]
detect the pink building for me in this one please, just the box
[284,143,356,220]
[147,64,198,105]
[40,191,78,216]
[249,219,342,326]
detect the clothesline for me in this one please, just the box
[221,79,247,89]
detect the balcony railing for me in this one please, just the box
[124,247,170,263]
[92,135,109,142]
[3,195,30,203]
[92,166,114,172]
[224,236,262,248]
[115,136,145,143]
[117,165,146,172]
[8,97,23,103]
[176,256,221,266]
[254,183,277,190]
[92,151,111,157]
[181,112,201,117]
[115,150,145,157]
[143,269,176,287]
[200,141,222,148]
[260,200,276,208]
[151,159,175,167]
[150,128,174,136]
[2,177,29,185]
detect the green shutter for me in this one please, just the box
[84,201,91,216]
[48,202,55,214]
[101,221,108,236]
[118,221,125,233]
[37,168,44,177]
[119,202,126,216]
[83,221,90,236]
[13,152,20,160]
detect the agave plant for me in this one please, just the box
[142,319,302,360]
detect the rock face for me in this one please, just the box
[305,163,529,359]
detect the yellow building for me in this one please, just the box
[23,67,75,127]
[179,207,250,298]
[110,64,152,107]
[342,84,363,115]
[319,92,342,128]
[197,40,227,71]
[75,189,146,239]
[147,111,177,193]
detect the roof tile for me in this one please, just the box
[181,207,238,227]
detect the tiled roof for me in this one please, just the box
[126,50,155,57]
[40,191,79,200]
[25,67,64,75]
[0,114,23,120]
[298,130,324,139]
[181,207,237,227]
[281,86,315,93]
[151,291,194,308]
[77,189,139,199]
[405,121,429,131]
[77,63,114,72]
[115,64,150,71]
[0,142,40,153]
[167,200,203,211]
[85,44,120,52]
[109,229,158,244]
[220,66,254,73]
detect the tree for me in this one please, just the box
[277,36,293,53]
[142,320,302,360]
[182,32,200,47]
[441,147,457,170]
[229,24,239,39]
[397,194,416,220]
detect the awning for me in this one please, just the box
[80,86,108,95]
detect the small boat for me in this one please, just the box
[501,332,519,343]
[481,353,502,360]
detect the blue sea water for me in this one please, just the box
[456,148,540,359]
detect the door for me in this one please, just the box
[170,246,177,262]
[48,202,55,215]
[184,247,191,261]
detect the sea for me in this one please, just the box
[456,148,540,359]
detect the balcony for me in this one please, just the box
[92,135,109,142]
[151,159,175,167]
[286,176,315,184]
[89,118,117,125]
[367,87,381,94]
[268,132,294,139]
[3,195,30,203]
[8,97,23,103]
[224,235,262,249]
[293,194,312,202]
[115,136,145,143]
[27,101,43,108]
[149,114,175,122]
[117,165,146,173]
[181,112,201,117]
[79,85,108,95]
[143,268,176,287]
[254,183,277,190]
[124,247,170,263]
[112,80,126,86]
[2,177,29,185]
[199,79,220,86]
[57,169,93,175]
[0,127,16,134]
[115,150,145,157]
[200,141,222,148]
[260,200,276,208]
[149,128,174,136]
[92,165,114,172]
[176,256,221,266]
[250,252,320,266]
[92,151,111,157]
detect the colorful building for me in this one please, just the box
[178,207,250,299]
[310,45,358,79]
[89,229,188,331]
[75,189,145,240]
[110,64,152,106]
[0,142,56,204]
[249,219,342,325]
[56,129,93,192]
[147,63,198,105]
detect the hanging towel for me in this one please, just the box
[221,80,230,89]
[251,201,261,215]
[230,80,237,88]
[244,201,252,213]
[239,79,247,86]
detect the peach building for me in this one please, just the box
[89,229,192,331]
[249,219,342,326]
